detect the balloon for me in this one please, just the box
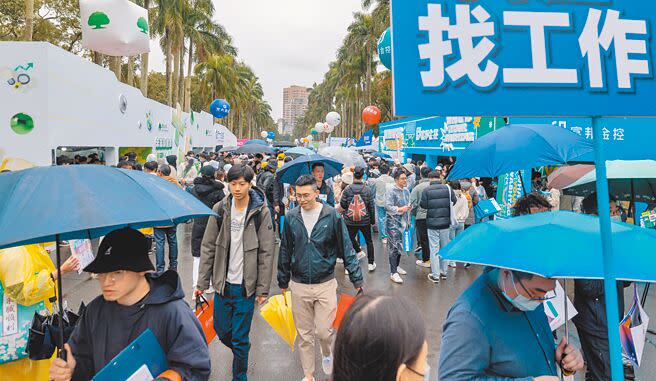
[314,122,324,132]
[377,28,392,70]
[307,135,314,142]
[324,123,335,134]
[267,131,275,139]
[294,139,300,145]
[326,112,341,127]
[210,99,231,118]
[260,131,268,138]
[311,129,318,135]
[362,105,382,125]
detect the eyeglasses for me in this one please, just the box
[97,270,127,283]
[297,193,317,201]
[517,278,557,301]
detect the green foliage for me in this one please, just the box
[88,11,109,30]
[137,17,148,34]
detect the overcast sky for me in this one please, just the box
[149,0,363,120]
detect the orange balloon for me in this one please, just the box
[362,105,381,125]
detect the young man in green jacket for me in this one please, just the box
[278,174,364,381]
[196,164,276,381]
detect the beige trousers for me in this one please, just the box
[289,278,338,376]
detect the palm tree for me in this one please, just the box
[195,53,237,102]
[152,0,184,106]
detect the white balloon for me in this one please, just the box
[307,135,314,142]
[314,122,324,132]
[294,139,300,144]
[324,124,335,133]
[326,111,341,127]
[260,131,267,138]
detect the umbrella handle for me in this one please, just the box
[55,234,66,359]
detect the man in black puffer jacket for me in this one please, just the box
[420,171,456,283]
[190,165,225,290]
[340,166,377,271]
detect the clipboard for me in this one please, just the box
[93,329,168,381]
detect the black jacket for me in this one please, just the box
[573,280,631,335]
[339,181,376,226]
[190,177,226,258]
[420,182,456,230]
[278,204,363,289]
[256,170,276,206]
[68,271,210,381]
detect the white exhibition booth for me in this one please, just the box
[0,42,235,167]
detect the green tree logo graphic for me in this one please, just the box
[137,17,148,34]
[88,12,110,30]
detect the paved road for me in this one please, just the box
[59,224,655,380]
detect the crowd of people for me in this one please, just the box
[0,147,642,381]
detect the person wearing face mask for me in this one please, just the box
[438,267,584,380]
[178,153,199,189]
[573,192,633,381]
[332,293,429,381]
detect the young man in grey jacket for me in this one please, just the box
[196,164,276,381]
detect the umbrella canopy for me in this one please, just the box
[561,160,656,203]
[284,147,315,156]
[371,152,392,159]
[276,154,344,184]
[547,164,594,189]
[0,165,215,249]
[441,211,656,282]
[235,144,274,155]
[245,139,267,145]
[274,141,295,148]
[219,146,238,153]
[447,124,593,180]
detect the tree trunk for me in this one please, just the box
[165,32,172,106]
[127,56,135,86]
[110,56,122,80]
[93,51,103,65]
[139,0,150,97]
[23,0,34,41]
[185,39,193,111]
[172,48,180,107]
[177,39,185,109]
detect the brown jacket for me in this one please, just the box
[197,187,275,298]
[156,174,182,228]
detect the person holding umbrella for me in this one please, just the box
[573,192,633,381]
[49,228,210,381]
[312,162,335,206]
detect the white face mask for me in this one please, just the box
[501,272,541,312]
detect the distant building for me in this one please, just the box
[277,118,286,135]
[282,85,310,134]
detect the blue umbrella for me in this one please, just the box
[441,211,656,282]
[0,165,215,354]
[235,144,274,155]
[276,154,344,184]
[447,124,593,180]
[245,139,267,145]
[284,147,315,156]
[371,152,392,159]
[0,165,214,248]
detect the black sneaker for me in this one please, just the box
[427,274,440,283]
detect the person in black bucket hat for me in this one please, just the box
[49,228,210,381]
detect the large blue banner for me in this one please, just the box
[391,1,656,117]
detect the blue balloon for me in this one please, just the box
[267,131,275,139]
[310,129,318,135]
[377,28,392,70]
[210,99,231,118]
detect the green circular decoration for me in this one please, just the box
[10,113,34,134]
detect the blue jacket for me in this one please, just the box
[68,271,210,381]
[278,204,363,289]
[439,269,558,381]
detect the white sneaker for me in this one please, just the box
[397,266,407,275]
[448,261,457,268]
[416,260,430,268]
[204,286,215,294]
[322,355,333,375]
[390,273,403,284]
[368,263,377,272]
[345,268,349,275]
[356,251,366,260]
[336,258,344,264]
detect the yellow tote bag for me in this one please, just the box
[260,291,297,350]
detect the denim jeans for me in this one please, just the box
[450,222,465,240]
[427,228,451,277]
[376,206,387,239]
[214,283,256,381]
[154,226,178,273]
